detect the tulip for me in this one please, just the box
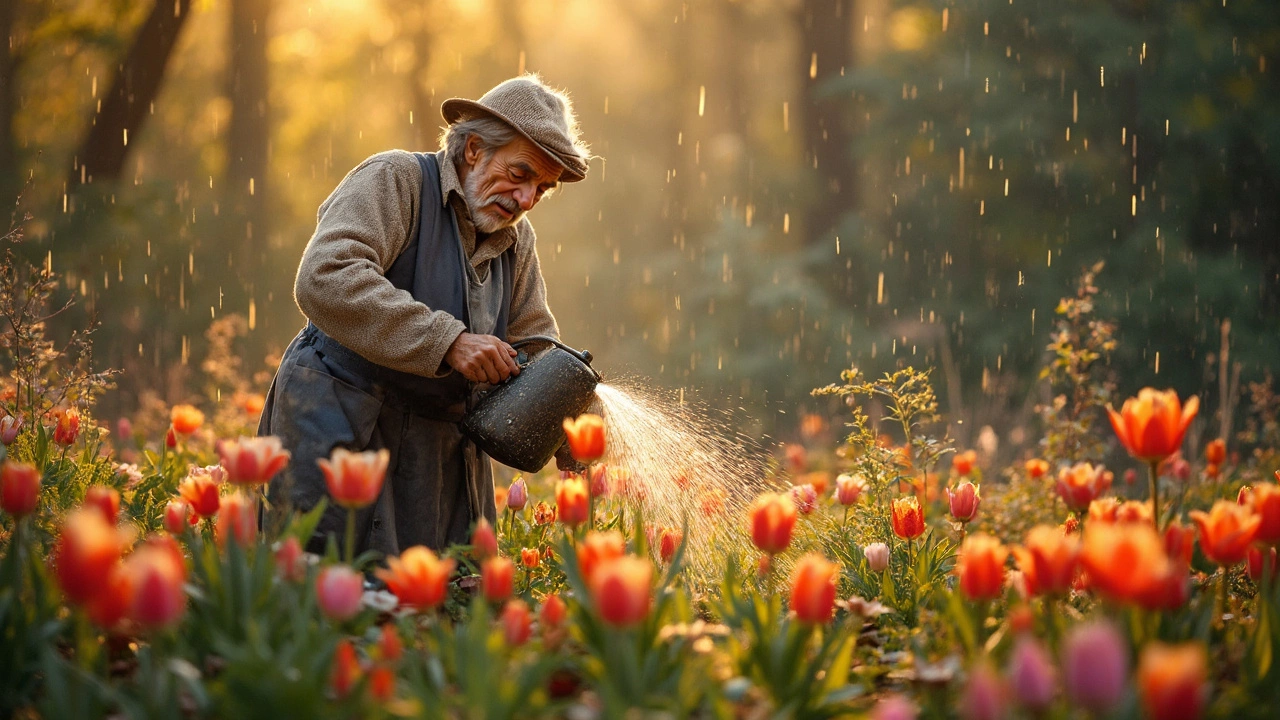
[1087,497,1120,524]
[170,404,205,435]
[379,623,403,662]
[578,530,626,584]
[376,546,455,610]
[1248,546,1277,583]
[956,533,1008,601]
[541,593,567,627]
[164,426,178,449]
[1124,468,1138,485]
[1,460,40,518]
[242,393,266,416]
[84,485,120,525]
[834,473,868,505]
[52,508,129,605]
[275,536,306,582]
[179,470,222,519]
[799,471,830,496]
[555,477,589,526]
[471,517,498,559]
[125,535,187,629]
[1108,388,1199,462]
[217,436,291,485]
[657,527,682,564]
[1249,483,1280,544]
[53,408,80,446]
[1115,500,1154,525]
[749,492,798,555]
[330,640,361,698]
[1007,604,1035,635]
[1055,463,1111,513]
[789,553,839,624]
[562,413,605,462]
[871,695,917,720]
[959,663,1008,720]
[789,483,818,514]
[784,443,808,473]
[369,666,395,702]
[163,499,190,535]
[0,414,22,445]
[1024,458,1049,479]
[1205,438,1226,465]
[318,447,389,509]
[891,496,925,540]
[864,542,890,572]
[589,555,652,627]
[1008,636,1057,711]
[506,477,528,510]
[481,556,515,603]
[1062,621,1129,714]
[1189,500,1261,566]
[1080,522,1172,605]
[317,565,365,621]
[494,484,508,510]
[1013,525,1079,597]
[532,501,556,525]
[799,413,827,439]
[1205,463,1221,480]
[952,450,977,476]
[85,564,133,629]
[501,599,533,645]
[215,491,257,548]
[948,481,981,523]
[1163,521,1196,568]
[1138,642,1208,720]
[520,547,541,569]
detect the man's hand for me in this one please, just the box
[445,332,520,384]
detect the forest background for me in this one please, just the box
[2,0,1277,464]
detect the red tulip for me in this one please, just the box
[589,555,652,628]
[481,556,515,603]
[501,599,533,645]
[1248,546,1277,583]
[578,530,625,584]
[471,518,498,560]
[1204,438,1226,465]
[163,499,190,535]
[657,526,682,564]
[1013,525,1078,597]
[375,546,455,610]
[85,564,133,629]
[317,565,364,621]
[369,666,395,702]
[1107,388,1199,462]
[1138,642,1208,720]
[125,534,187,629]
[379,623,403,661]
[179,469,222,519]
[1,460,40,518]
[1024,458,1049,479]
[1189,500,1260,566]
[318,448,389,509]
[330,640,361,698]
[789,553,839,624]
[891,496,925,540]
[749,492,797,555]
[53,408,81,446]
[1055,463,1112,513]
[84,485,121,525]
[562,413,605,462]
[555,477,589,526]
[948,481,981,523]
[1249,483,1280,544]
[520,547,541,569]
[217,436,291,485]
[52,508,130,605]
[275,536,306,582]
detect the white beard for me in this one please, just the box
[462,156,525,234]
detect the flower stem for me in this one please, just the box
[344,507,356,565]
[1148,460,1162,531]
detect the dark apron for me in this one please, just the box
[259,152,512,555]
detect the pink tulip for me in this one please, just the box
[865,542,890,572]
[948,481,981,523]
[959,663,1008,720]
[1008,637,1056,711]
[1062,621,1129,714]
[871,695,917,720]
[1,415,22,445]
[163,500,190,535]
[316,565,364,621]
[507,478,528,510]
[835,473,868,505]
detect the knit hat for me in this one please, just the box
[442,76,590,182]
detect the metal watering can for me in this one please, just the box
[460,335,601,472]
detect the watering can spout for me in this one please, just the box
[459,336,601,472]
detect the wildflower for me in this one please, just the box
[481,556,515,603]
[864,542,890,572]
[179,469,222,519]
[749,492,797,555]
[1188,500,1260,566]
[170,404,205,436]
[1138,642,1208,720]
[217,436,291,485]
[1249,483,1280,544]
[84,486,121,525]
[1107,388,1199,462]
[330,640,361,698]
[952,450,977,476]
[555,477,589,526]
[52,508,130,606]
[789,553,839,624]
[275,536,306,582]
[0,414,22,445]
[1024,458,1049,479]
[376,546,455,610]
[215,491,257,548]
[317,447,389,509]
[947,481,981,523]
[506,477,528,510]
[959,663,1008,720]
[1008,636,1057,711]
[789,483,818,514]
[501,599,534,645]
[125,534,187,629]
[1013,525,1078,597]
[956,534,1008,601]
[1062,621,1129,714]
[578,530,625,584]
[562,413,605,462]
[834,473,868,505]
[1055,463,1111,513]
[53,408,81,446]
[589,555,652,628]
[891,496,925,540]
[1,460,40,518]
[163,499,191,534]
[471,518,498,559]
[1205,438,1226,465]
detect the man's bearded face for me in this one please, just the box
[459,135,563,235]
[463,152,525,234]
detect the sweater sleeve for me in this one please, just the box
[293,152,466,378]
[506,222,560,343]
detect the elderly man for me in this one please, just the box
[259,75,590,555]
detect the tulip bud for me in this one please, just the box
[370,666,395,702]
[835,473,868,505]
[1248,546,1277,584]
[1250,484,1280,544]
[959,663,1008,720]
[165,426,178,449]
[501,599,533,645]
[379,623,403,661]
[507,477,528,510]
[275,536,306,582]
[0,414,22,445]
[481,556,514,604]
[1205,438,1226,465]
[1062,621,1128,714]
[471,518,498,560]
[1124,468,1138,485]
[540,593,567,628]
[1,460,41,518]
[163,499,190,535]
[1138,642,1208,720]
[948,481,981,523]
[657,527,682,564]
[316,565,364,621]
[84,485,121,525]
[318,447,389,509]
[1008,637,1056,711]
[865,542,890,572]
[578,530,625,584]
[53,408,80,446]
[330,640,361,698]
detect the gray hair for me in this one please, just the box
[440,116,519,165]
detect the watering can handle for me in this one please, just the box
[509,335,593,365]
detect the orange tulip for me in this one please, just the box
[589,555,652,627]
[215,491,257,548]
[952,450,977,476]
[84,485,121,525]
[562,413,605,462]
[789,553,839,623]
[170,404,205,436]
[471,518,498,559]
[520,547,541,568]
[330,639,361,698]
[376,546,455,610]
[749,492,798,555]
[481,556,515,603]
[1107,388,1199,462]
[1013,525,1079,597]
[1204,439,1226,465]
[1,460,40,518]
[1056,463,1112,513]
[947,481,981,523]
[1189,500,1260,566]
[1080,522,1172,606]
[956,533,1009,601]
[53,408,81,446]
[379,623,403,662]
[52,508,130,605]
[501,599,534,645]
[124,534,188,628]
[179,468,222,518]
[555,477,589,526]
[85,564,133,629]
[1024,458,1050,479]
[891,496,925,540]
[241,393,266,417]
[1088,498,1121,524]
[1249,483,1280,544]
[578,530,625,584]
[217,436,291,485]
[1163,521,1197,568]
[1138,643,1208,720]
[1115,500,1154,525]
[318,448,389,509]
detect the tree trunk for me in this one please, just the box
[74,0,193,184]
[227,0,271,278]
[795,0,855,241]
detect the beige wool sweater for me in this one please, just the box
[293,149,560,379]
